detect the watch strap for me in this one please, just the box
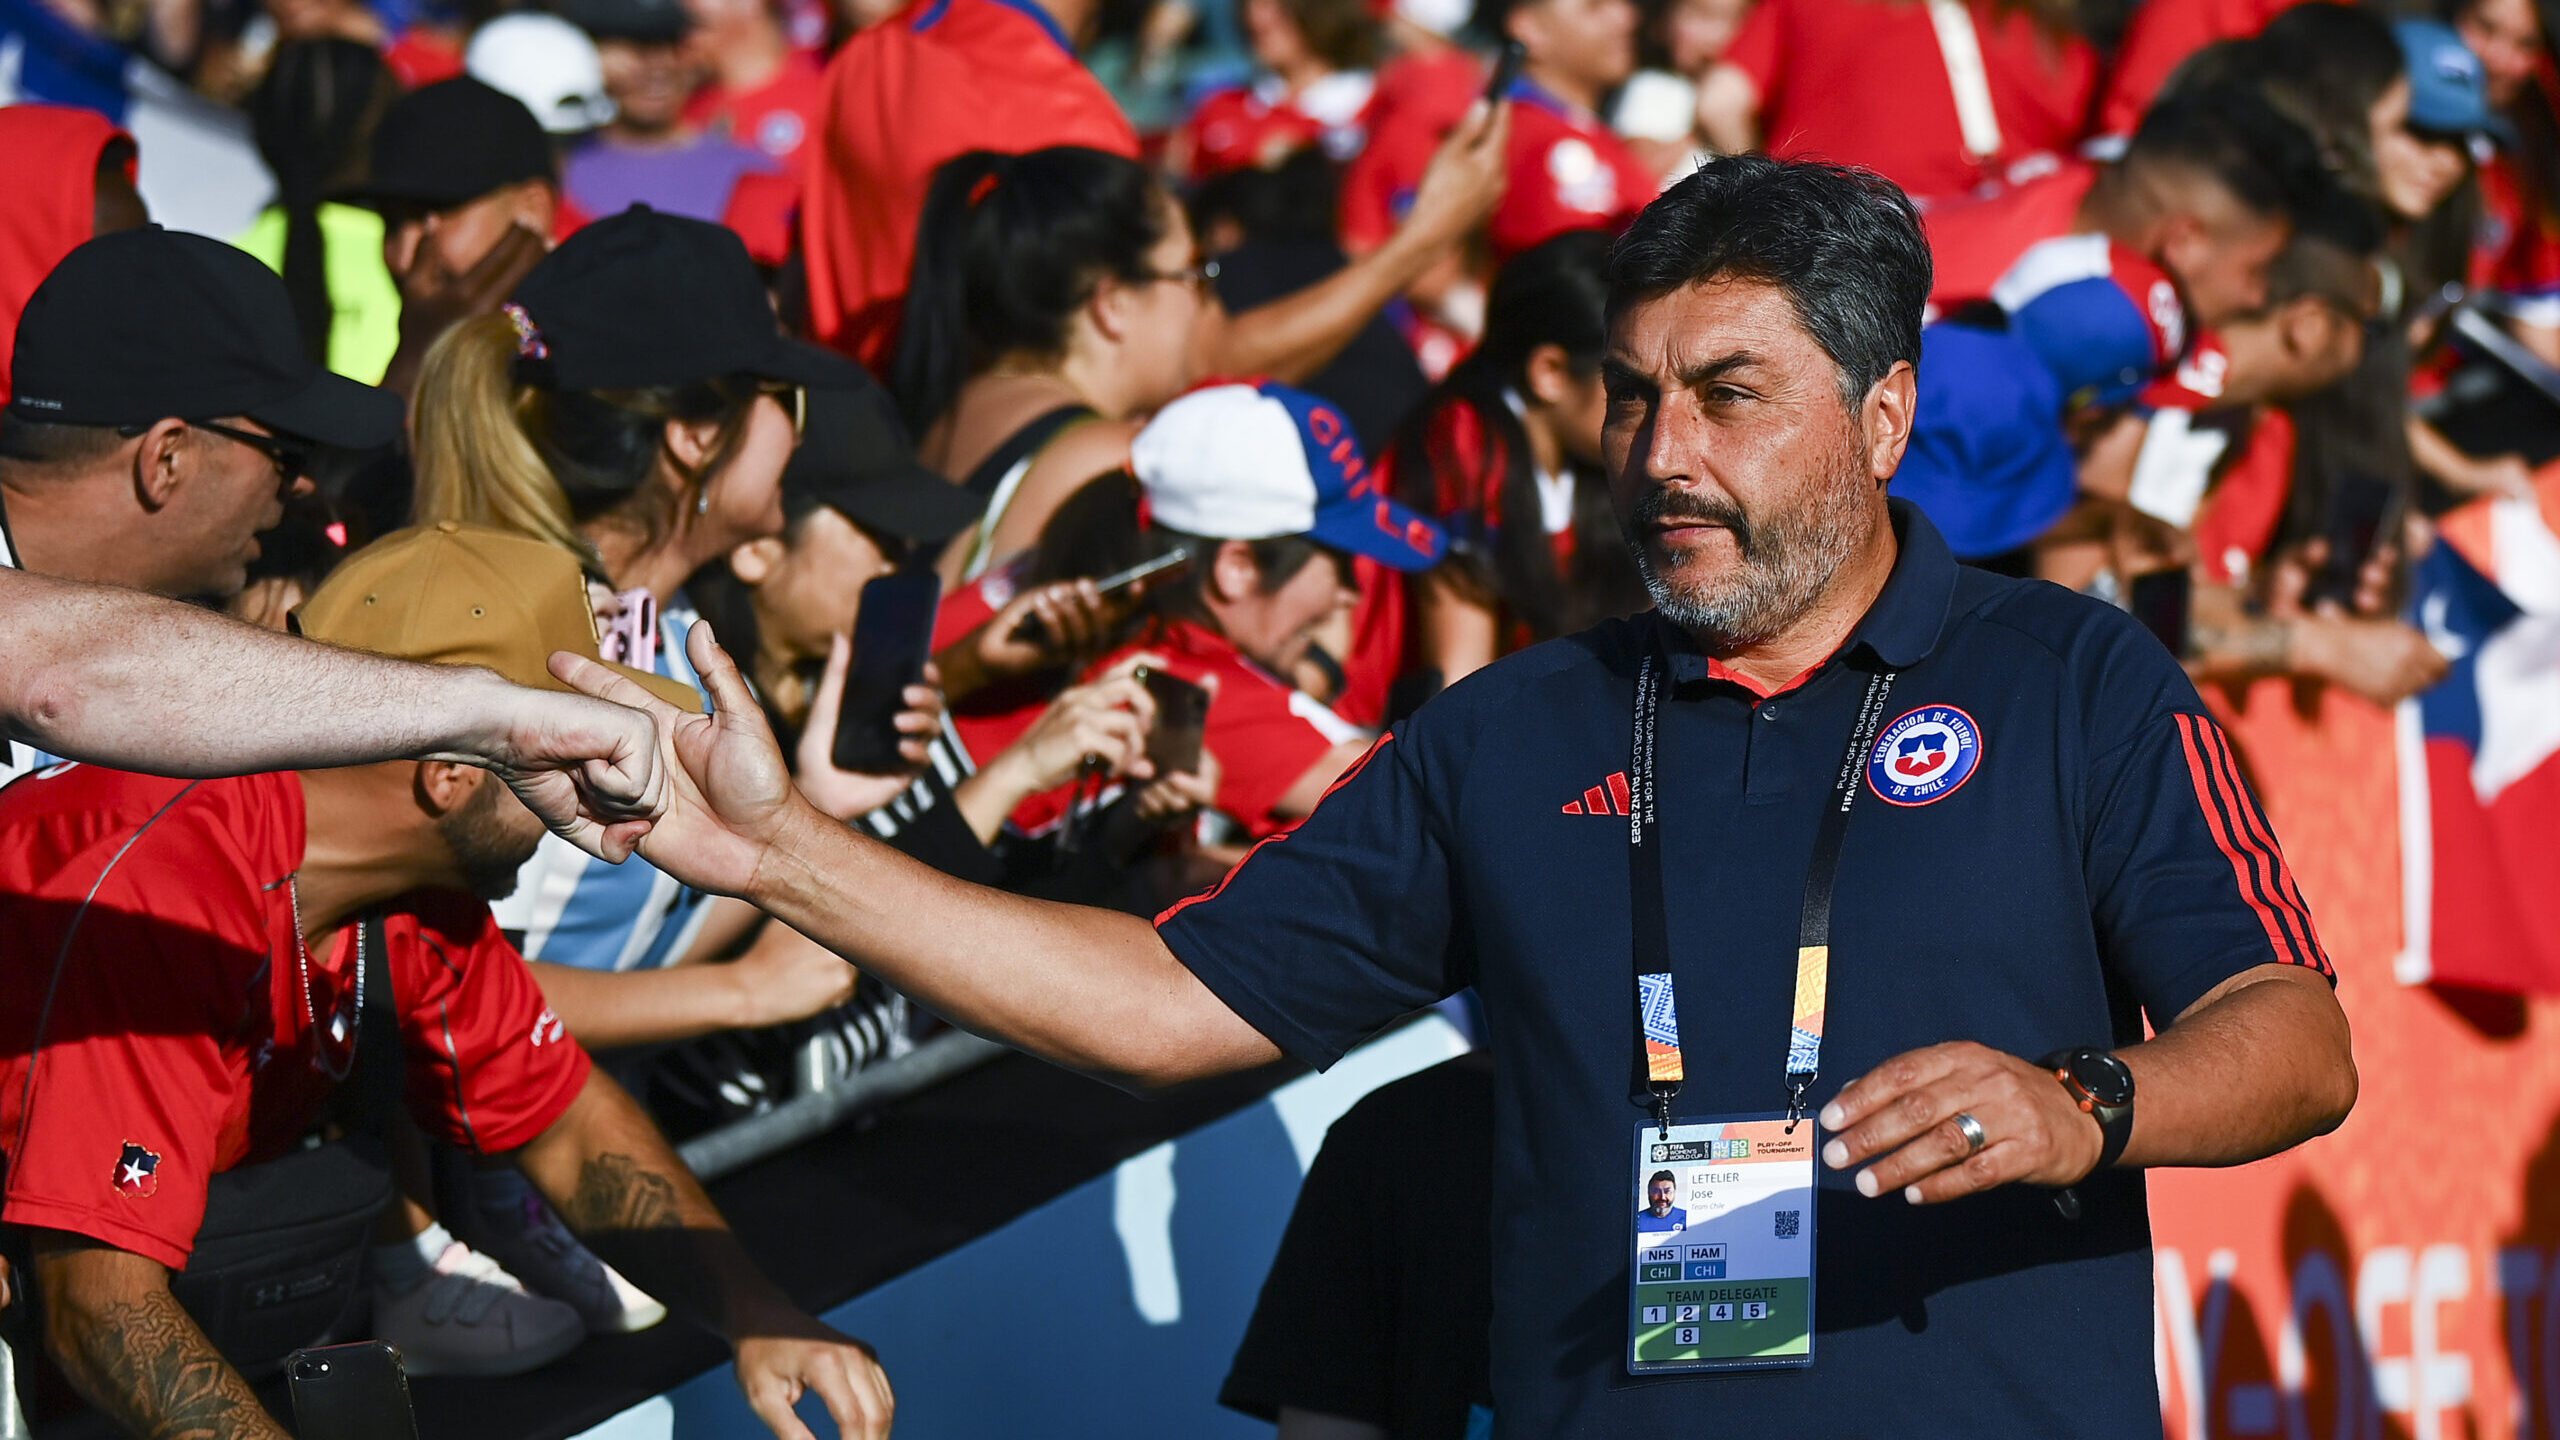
[2042,1048,2133,1173]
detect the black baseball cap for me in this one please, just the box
[783,375,983,545]
[508,205,862,392]
[555,0,691,43]
[341,78,555,209]
[5,227,402,449]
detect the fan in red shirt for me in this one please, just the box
[0,524,894,1440]
[970,381,1445,844]
[682,0,828,171]
[1344,0,1653,262]
[798,0,1140,370]
[2095,0,2301,138]
[1702,0,2098,204]
[1924,82,2313,326]
[1169,0,1379,182]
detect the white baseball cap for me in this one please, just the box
[1130,382,1446,572]
[467,13,616,136]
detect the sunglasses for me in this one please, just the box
[759,381,807,441]
[117,418,311,484]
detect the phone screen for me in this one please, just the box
[1484,40,1526,101]
[1142,667,1210,777]
[2128,568,2192,659]
[2303,472,2395,612]
[832,570,944,775]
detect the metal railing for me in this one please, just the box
[676,1029,1009,1183]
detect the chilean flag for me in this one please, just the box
[1,0,272,241]
[2395,477,2560,993]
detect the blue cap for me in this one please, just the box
[1891,325,2080,560]
[1131,381,1447,572]
[2395,19,2512,142]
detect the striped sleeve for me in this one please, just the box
[2085,705,2336,1025]
[2168,713,2332,978]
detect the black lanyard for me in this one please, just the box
[1629,623,1899,1135]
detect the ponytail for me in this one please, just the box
[888,146,1168,438]
[410,314,761,564]
[248,39,397,367]
[413,314,589,558]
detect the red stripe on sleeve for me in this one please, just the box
[1155,730,1393,926]
[2172,715,2331,976]
[2174,715,2302,969]
[1606,770,1632,816]
[2195,718,2331,976]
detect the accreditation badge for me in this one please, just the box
[1628,1114,1816,1373]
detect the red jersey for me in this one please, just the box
[2474,148,2560,326]
[686,51,829,173]
[1171,71,1377,182]
[799,0,1140,370]
[1923,158,2098,310]
[1724,0,2097,204]
[1013,619,1363,839]
[1343,78,1651,261]
[2192,407,2292,584]
[0,767,590,1270]
[2096,0,2299,136]
[1340,47,1485,251]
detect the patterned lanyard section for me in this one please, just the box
[1628,623,1897,1134]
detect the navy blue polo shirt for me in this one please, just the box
[1158,500,2330,1436]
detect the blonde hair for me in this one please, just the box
[409,312,760,566]
[412,314,592,559]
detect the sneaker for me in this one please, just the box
[372,1242,586,1378]
[476,1177,668,1335]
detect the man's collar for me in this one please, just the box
[1656,496,1957,686]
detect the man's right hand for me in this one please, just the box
[429,677,669,862]
[551,623,816,901]
[380,221,550,397]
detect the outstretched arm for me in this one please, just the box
[0,566,662,859]
[514,1068,892,1440]
[554,625,1283,1091]
[1203,101,1510,384]
[30,1232,291,1440]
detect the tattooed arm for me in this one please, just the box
[511,1068,894,1440]
[29,1232,290,1440]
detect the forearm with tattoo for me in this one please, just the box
[35,1243,286,1440]
[518,1070,803,1342]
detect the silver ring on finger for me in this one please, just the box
[1952,1111,1987,1158]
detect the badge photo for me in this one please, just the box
[1865,705,1982,806]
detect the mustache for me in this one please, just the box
[1631,488,1755,555]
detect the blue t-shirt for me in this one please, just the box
[1635,1207,1688,1235]
[491,593,714,971]
[1157,501,2329,1435]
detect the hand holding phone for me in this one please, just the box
[832,570,943,775]
[1484,40,1527,101]
[2302,473,2396,613]
[1011,546,1191,648]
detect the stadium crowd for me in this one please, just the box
[0,0,2550,1425]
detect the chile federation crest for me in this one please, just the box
[1866,705,1982,806]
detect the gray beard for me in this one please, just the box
[1627,469,1872,651]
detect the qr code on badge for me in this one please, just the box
[1774,1209,1801,1239]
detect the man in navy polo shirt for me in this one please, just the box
[571,154,2358,1435]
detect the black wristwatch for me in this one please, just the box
[2041,1046,2136,1173]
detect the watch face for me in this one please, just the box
[2072,1049,2135,1107]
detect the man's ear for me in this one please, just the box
[1861,360,1918,482]
[1523,342,1577,407]
[413,759,488,818]
[1207,538,1260,604]
[129,418,189,510]
[729,534,786,585]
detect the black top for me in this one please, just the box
[1221,1050,1494,1438]
[1158,500,2331,1434]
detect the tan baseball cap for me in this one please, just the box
[295,520,702,711]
